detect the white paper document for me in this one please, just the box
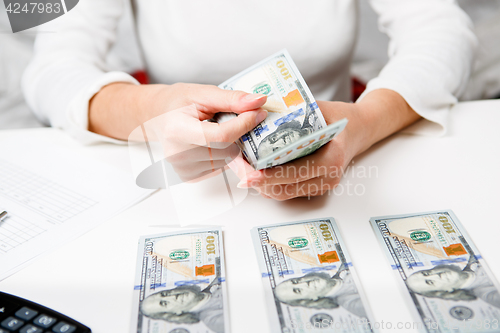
[0,134,154,280]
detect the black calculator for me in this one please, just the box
[0,292,91,333]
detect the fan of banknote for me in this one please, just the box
[216,50,347,170]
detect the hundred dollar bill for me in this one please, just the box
[131,228,229,333]
[370,210,500,333]
[217,50,347,170]
[251,218,375,332]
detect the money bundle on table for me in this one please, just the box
[217,50,348,170]
[251,218,375,332]
[371,210,500,333]
[131,228,229,333]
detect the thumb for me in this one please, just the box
[191,85,268,115]
[226,154,256,181]
[203,109,268,147]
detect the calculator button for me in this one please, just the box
[15,307,38,321]
[20,325,43,333]
[0,300,18,319]
[0,329,9,333]
[33,315,56,328]
[1,316,25,330]
[51,322,76,333]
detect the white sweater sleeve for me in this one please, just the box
[22,0,138,144]
[359,0,477,136]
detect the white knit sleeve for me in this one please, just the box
[358,0,477,135]
[22,0,139,144]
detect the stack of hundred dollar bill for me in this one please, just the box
[217,50,347,170]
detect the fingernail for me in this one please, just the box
[246,170,262,181]
[237,180,249,188]
[255,110,268,125]
[243,93,266,102]
[226,157,238,174]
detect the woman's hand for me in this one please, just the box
[89,83,268,181]
[235,89,420,200]
[235,100,365,200]
[152,102,268,182]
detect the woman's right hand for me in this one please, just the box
[89,82,267,181]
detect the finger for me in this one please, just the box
[188,85,268,117]
[154,105,208,152]
[173,159,229,182]
[182,168,225,184]
[207,144,240,161]
[240,148,334,187]
[159,104,264,154]
[166,144,240,164]
[201,109,268,147]
[225,154,256,182]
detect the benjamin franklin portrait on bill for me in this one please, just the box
[406,255,500,309]
[274,263,367,318]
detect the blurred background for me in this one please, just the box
[1,0,499,130]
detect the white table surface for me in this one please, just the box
[0,99,499,333]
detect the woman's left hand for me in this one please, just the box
[235,100,367,200]
[233,89,420,200]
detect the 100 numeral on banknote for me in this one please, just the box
[371,211,500,333]
[131,229,229,333]
[252,218,375,332]
[217,50,347,170]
